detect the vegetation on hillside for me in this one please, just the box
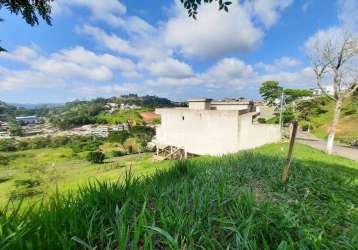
[0,150,170,205]
[0,143,357,249]
[297,96,358,144]
[47,95,173,129]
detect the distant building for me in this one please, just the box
[16,116,40,125]
[313,85,335,96]
[120,103,141,110]
[154,98,281,157]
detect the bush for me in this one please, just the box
[108,131,130,144]
[257,118,266,124]
[109,150,126,157]
[0,154,10,165]
[0,139,17,152]
[301,123,313,131]
[350,139,358,147]
[123,137,143,154]
[86,151,105,164]
[14,178,41,188]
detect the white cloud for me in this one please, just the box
[145,76,203,87]
[52,46,136,73]
[143,58,193,78]
[248,0,294,28]
[256,56,301,72]
[164,1,263,58]
[0,46,39,62]
[0,46,140,91]
[338,0,358,33]
[55,0,126,26]
[74,83,143,96]
[206,58,256,83]
[0,67,65,91]
[80,25,171,61]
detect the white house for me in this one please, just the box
[154,99,281,157]
[16,116,40,124]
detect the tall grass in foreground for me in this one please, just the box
[0,144,357,249]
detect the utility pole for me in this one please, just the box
[279,90,284,129]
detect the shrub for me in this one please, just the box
[0,175,12,183]
[15,178,41,188]
[86,151,105,164]
[110,150,126,157]
[301,123,313,131]
[0,139,17,152]
[0,154,10,165]
[108,131,130,144]
[350,139,358,147]
[257,118,266,124]
[123,138,143,154]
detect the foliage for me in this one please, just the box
[0,154,9,165]
[86,151,105,164]
[0,0,53,51]
[296,97,328,121]
[96,110,142,125]
[130,126,155,147]
[296,97,358,143]
[260,81,313,107]
[257,117,266,124]
[283,88,313,103]
[259,81,283,106]
[108,131,130,144]
[49,99,107,129]
[8,121,23,136]
[0,135,104,153]
[0,144,357,249]
[0,139,16,152]
[123,137,143,154]
[109,150,126,157]
[181,0,232,19]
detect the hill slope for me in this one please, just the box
[1,143,357,249]
[298,97,358,144]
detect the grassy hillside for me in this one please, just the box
[96,108,152,125]
[0,148,171,205]
[0,143,357,249]
[300,97,358,144]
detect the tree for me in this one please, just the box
[8,121,23,136]
[0,0,53,52]
[259,81,283,106]
[309,32,358,154]
[180,0,232,19]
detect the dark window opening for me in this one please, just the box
[182,116,185,120]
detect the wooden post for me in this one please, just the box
[282,121,298,185]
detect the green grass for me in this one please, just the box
[307,98,358,143]
[96,108,152,125]
[0,143,357,249]
[0,148,171,205]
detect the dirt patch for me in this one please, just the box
[140,112,160,122]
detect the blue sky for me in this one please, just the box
[0,0,357,103]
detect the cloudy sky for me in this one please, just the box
[0,0,357,103]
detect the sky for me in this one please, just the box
[0,0,357,103]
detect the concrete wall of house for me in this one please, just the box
[255,105,275,120]
[188,100,211,110]
[156,108,240,155]
[237,113,281,150]
[155,108,281,156]
[210,104,250,111]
